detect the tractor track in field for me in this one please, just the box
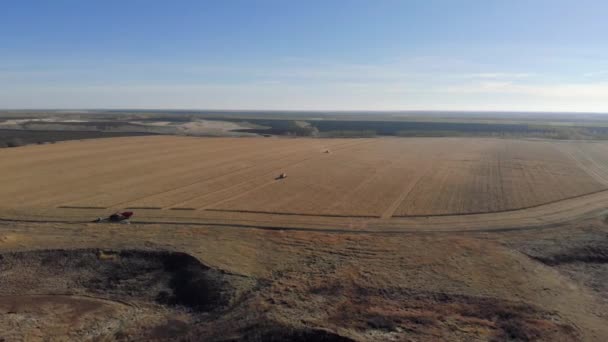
[3,187,608,234]
[558,144,608,186]
[0,211,596,235]
[166,140,378,210]
[60,138,351,209]
[5,137,608,235]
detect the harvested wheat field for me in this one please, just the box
[2,136,608,230]
[3,136,608,341]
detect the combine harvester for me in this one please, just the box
[93,211,134,224]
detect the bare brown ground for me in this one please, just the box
[0,295,138,341]
[0,217,607,341]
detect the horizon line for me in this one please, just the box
[2,108,608,115]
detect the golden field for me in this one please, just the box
[1,136,608,223]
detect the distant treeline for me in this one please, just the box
[0,130,155,148]
[223,118,608,139]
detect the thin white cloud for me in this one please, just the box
[467,73,533,79]
[2,57,607,112]
[4,80,607,113]
[583,70,608,77]
[446,81,608,99]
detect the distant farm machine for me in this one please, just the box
[93,211,134,224]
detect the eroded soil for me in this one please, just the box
[0,249,255,341]
[1,216,607,341]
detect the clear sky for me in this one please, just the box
[1,0,607,112]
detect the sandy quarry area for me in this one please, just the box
[0,117,257,136]
[1,136,608,341]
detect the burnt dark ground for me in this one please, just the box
[0,248,358,341]
[0,249,258,340]
[506,219,608,307]
[3,218,607,341]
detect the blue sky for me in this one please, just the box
[1,0,607,112]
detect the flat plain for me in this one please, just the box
[1,136,608,224]
[2,135,608,341]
